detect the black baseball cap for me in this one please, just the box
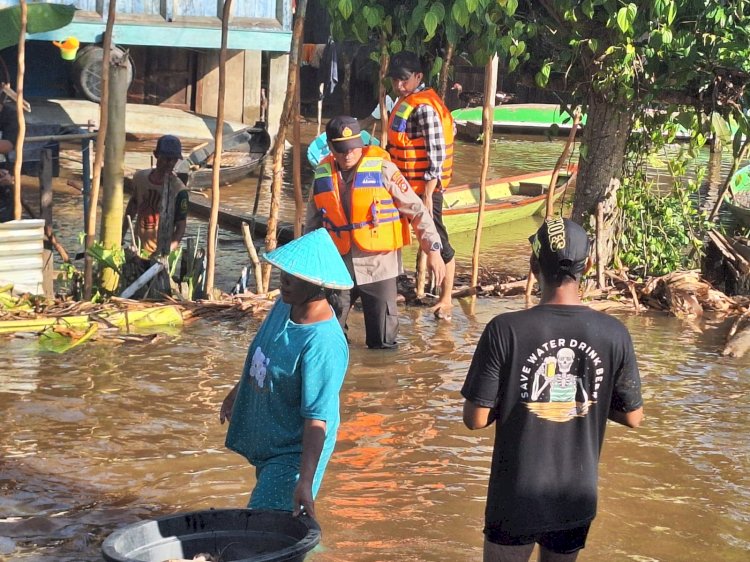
[387,51,423,80]
[326,116,364,153]
[529,217,591,280]
[154,135,182,159]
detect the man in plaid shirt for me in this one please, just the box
[387,51,457,320]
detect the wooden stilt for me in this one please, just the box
[262,0,309,290]
[470,56,498,292]
[205,0,234,298]
[12,1,27,221]
[83,0,117,299]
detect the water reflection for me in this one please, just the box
[2,128,749,561]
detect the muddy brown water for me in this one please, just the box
[1,125,749,561]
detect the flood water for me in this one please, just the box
[1,125,749,561]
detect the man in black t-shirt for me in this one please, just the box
[461,217,643,562]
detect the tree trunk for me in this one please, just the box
[438,42,454,100]
[571,93,630,225]
[99,55,129,292]
[262,0,308,290]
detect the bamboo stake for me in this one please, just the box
[292,40,304,239]
[83,0,116,299]
[205,0,233,298]
[526,107,581,305]
[241,221,264,294]
[545,108,581,218]
[262,0,308,290]
[595,201,605,288]
[12,0,26,221]
[470,56,499,290]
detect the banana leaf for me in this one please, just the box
[0,3,77,51]
[39,323,98,353]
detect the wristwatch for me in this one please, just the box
[430,241,442,252]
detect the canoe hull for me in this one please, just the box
[174,124,270,190]
[442,169,575,233]
[452,104,583,140]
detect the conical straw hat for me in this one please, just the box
[262,228,354,290]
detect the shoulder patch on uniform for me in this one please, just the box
[393,170,410,193]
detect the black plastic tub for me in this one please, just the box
[101,509,321,562]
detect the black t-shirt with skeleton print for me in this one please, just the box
[461,304,642,537]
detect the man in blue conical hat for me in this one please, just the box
[220,229,352,519]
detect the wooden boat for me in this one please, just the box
[453,104,696,141]
[174,123,270,190]
[441,167,577,233]
[452,104,585,140]
[724,164,750,228]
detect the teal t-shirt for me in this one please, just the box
[225,298,349,472]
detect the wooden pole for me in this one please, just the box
[545,108,581,218]
[527,107,581,305]
[241,221,264,294]
[378,33,389,146]
[39,148,53,227]
[99,53,129,292]
[83,0,116,299]
[292,40,304,239]
[205,0,234,298]
[262,0,308,290]
[470,56,499,290]
[12,1,27,221]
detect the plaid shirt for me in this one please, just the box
[404,84,454,182]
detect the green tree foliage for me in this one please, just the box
[321,0,750,273]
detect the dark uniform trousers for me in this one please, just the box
[327,277,399,349]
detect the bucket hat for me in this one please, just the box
[529,217,591,280]
[262,228,354,290]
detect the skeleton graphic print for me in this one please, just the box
[521,338,604,422]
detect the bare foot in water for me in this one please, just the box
[431,302,453,320]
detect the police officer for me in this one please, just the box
[306,115,445,349]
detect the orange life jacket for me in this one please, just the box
[312,146,410,255]
[386,88,454,194]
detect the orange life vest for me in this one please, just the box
[386,88,454,194]
[312,146,410,255]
